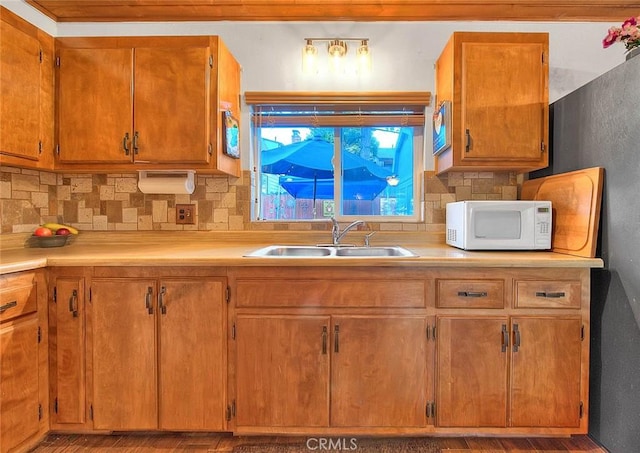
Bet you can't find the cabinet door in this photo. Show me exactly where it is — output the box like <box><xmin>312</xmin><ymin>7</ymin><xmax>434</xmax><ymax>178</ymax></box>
<box><xmin>235</xmin><ymin>315</ymin><xmax>330</xmax><ymax>428</ymax></box>
<box><xmin>510</xmin><ymin>317</ymin><xmax>582</xmax><ymax>427</ymax></box>
<box><xmin>134</xmin><ymin>46</ymin><xmax>210</xmax><ymax>164</ymax></box>
<box><xmin>436</xmin><ymin>316</ymin><xmax>508</xmax><ymax>427</ymax></box>
<box><xmin>0</xmin><ymin>19</ymin><xmax>41</xmax><ymax>161</ymax></box>
<box><xmin>461</xmin><ymin>41</ymin><xmax>546</xmax><ymax>162</ymax></box>
<box><xmin>57</xmin><ymin>47</ymin><xmax>133</xmax><ymax>163</ymax></box>
<box><xmin>0</xmin><ymin>317</ymin><xmax>40</xmax><ymax>453</ymax></box>
<box><xmin>91</xmin><ymin>279</ymin><xmax>157</xmax><ymax>430</ymax></box>
<box><xmin>331</xmin><ymin>315</ymin><xmax>428</xmax><ymax>427</ymax></box>
<box><xmin>158</xmin><ymin>278</ymin><xmax>225</xmax><ymax>430</ymax></box>
<box><xmin>51</xmin><ymin>277</ymin><xmax>85</xmax><ymax>425</ymax></box>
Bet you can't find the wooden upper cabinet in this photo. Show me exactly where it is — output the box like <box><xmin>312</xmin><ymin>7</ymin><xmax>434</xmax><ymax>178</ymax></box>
<box><xmin>55</xmin><ymin>36</ymin><xmax>241</xmax><ymax>174</ymax></box>
<box><xmin>0</xmin><ymin>7</ymin><xmax>54</xmax><ymax>169</ymax></box>
<box><xmin>57</xmin><ymin>47</ymin><xmax>133</xmax><ymax>164</ymax></box>
<box><xmin>134</xmin><ymin>47</ymin><xmax>210</xmax><ymax>165</ymax></box>
<box><xmin>434</xmin><ymin>32</ymin><xmax>549</xmax><ymax>174</ymax></box>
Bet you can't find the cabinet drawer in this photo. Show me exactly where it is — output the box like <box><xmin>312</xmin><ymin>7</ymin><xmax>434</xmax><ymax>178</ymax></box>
<box><xmin>236</xmin><ymin>279</ymin><xmax>426</xmax><ymax>308</ymax></box>
<box><xmin>515</xmin><ymin>280</ymin><xmax>581</xmax><ymax>308</ymax></box>
<box><xmin>0</xmin><ymin>273</ymin><xmax>38</xmax><ymax>322</ymax></box>
<box><xmin>436</xmin><ymin>279</ymin><xmax>504</xmax><ymax>308</ymax></box>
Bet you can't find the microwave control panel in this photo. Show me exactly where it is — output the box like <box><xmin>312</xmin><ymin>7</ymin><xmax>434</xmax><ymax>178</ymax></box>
<box><xmin>535</xmin><ymin>204</ymin><xmax>552</xmax><ymax>246</ymax></box>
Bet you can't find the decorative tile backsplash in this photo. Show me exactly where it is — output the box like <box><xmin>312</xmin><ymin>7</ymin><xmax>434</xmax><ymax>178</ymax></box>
<box><xmin>0</xmin><ymin>165</ymin><xmax>518</xmax><ymax>234</ymax></box>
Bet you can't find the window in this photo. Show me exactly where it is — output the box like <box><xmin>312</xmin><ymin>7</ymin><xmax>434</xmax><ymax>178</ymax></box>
<box><xmin>247</xmin><ymin>92</ymin><xmax>430</xmax><ymax>222</ymax></box>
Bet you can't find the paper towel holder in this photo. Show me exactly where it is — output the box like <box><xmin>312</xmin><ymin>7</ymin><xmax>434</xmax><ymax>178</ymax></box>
<box><xmin>138</xmin><ymin>170</ymin><xmax>196</xmax><ymax>195</ymax></box>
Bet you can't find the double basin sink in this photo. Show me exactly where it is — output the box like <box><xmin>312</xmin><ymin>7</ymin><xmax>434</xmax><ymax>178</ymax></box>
<box><xmin>245</xmin><ymin>245</ymin><xmax>417</xmax><ymax>258</ymax></box>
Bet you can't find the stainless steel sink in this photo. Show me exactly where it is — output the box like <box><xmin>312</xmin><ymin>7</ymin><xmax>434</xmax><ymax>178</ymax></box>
<box><xmin>246</xmin><ymin>245</ymin><xmax>333</xmax><ymax>257</ymax></box>
<box><xmin>334</xmin><ymin>246</ymin><xmax>416</xmax><ymax>257</ymax></box>
<box><xmin>244</xmin><ymin>245</ymin><xmax>417</xmax><ymax>258</ymax></box>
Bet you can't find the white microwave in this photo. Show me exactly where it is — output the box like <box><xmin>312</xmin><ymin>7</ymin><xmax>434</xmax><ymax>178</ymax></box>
<box><xmin>446</xmin><ymin>200</ymin><xmax>552</xmax><ymax>250</ymax></box>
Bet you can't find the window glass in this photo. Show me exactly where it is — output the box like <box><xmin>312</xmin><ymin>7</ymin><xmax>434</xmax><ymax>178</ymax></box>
<box><xmin>248</xmin><ymin>94</ymin><xmax>427</xmax><ymax>222</ymax></box>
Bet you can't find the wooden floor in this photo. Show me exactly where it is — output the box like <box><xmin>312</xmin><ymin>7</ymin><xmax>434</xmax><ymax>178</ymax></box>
<box><xmin>29</xmin><ymin>433</ymin><xmax>608</xmax><ymax>452</ymax></box>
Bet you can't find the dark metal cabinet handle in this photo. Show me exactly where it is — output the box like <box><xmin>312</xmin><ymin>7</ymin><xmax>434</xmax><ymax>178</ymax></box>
<box><xmin>535</xmin><ymin>291</ymin><xmax>566</xmax><ymax>298</ymax></box>
<box><xmin>122</xmin><ymin>132</ymin><xmax>130</xmax><ymax>155</ymax></box>
<box><xmin>458</xmin><ymin>291</ymin><xmax>488</xmax><ymax>298</ymax></box>
<box><xmin>133</xmin><ymin>131</ymin><xmax>139</xmax><ymax>155</ymax></box>
<box><xmin>69</xmin><ymin>289</ymin><xmax>78</xmax><ymax>317</ymax></box>
<box><xmin>465</xmin><ymin>129</ymin><xmax>471</xmax><ymax>152</ymax></box>
<box><xmin>145</xmin><ymin>287</ymin><xmax>153</xmax><ymax>315</ymax></box>
<box><xmin>0</xmin><ymin>300</ymin><xmax>17</xmax><ymax>313</ymax></box>
<box><xmin>334</xmin><ymin>325</ymin><xmax>340</xmax><ymax>353</ymax></box>
<box><xmin>501</xmin><ymin>324</ymin><xmax>509</xmax><ymax>352</ymax></box>
<box><xmin>159</xmin><ymin>286</ymin><xmax>167</xmax><ymax>315</ymax></box>
<box><xmin>322</xmin><ymin>326</ymin><xmax>328</xmax><ymax>354</ymax></box>
<box><xmin>513</xmin><ymin>324</ymin><xmax>521</xmax><ymax>352</ymax></box>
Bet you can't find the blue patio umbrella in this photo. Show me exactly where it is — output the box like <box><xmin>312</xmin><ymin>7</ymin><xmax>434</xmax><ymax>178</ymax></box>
<box><xmin>262</xmin><ymin>138</ymin><xmax>392</xmax><ymax>209</ymax></box>
<box><xmin>278</xmin><ymin>176</ymin><xmax>389</xmax><ymax>201</ymax></box>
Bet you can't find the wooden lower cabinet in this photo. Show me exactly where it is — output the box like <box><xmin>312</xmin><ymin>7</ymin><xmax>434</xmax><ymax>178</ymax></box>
<box><xmin>90</xmin><ymin>274</ymin><xmax>227</xmax><ymax>431</ymax></box>
<box><xmin>158</xmin><ymin>278</ymin><xmax>226</xmax><ymax>431</ymax></box>
<box><xmin>231</xmin><ymin>266</ymin><xmax>589</xmax><ymax>436</ymax></box>
<box><xmin>0</xmin><ymin>270</ymin><xmax>48</xmax><ymax>453</ymax></box>
<box><xmin>330</xmin><ymin>315</ymin><xmax>429</xmax><ymax>428</ymax></box>
<box><xmin>41</xmin><ymin>265</ymin><xmax>589</xmax><ymax>438</ymax></box>
<box><xmin>0</xmin><ymin>318</ymin><xmax>40</xmax><ymax>453</ymax></box>
<box><xmin>49</xmin><ymin>271</ymin><xmax>87</xmax><ymax>428</ymax></box>
<box><xmin>235</xmin><ymin>315</ymin><xmax>330</xmax><ymax>428</ymax></box>
<box><xmin>436</xmin><ymin>315</ymin><xmax>584</xmax><ymax>429</ymax></box>
<box><xmin>436</xmin><ymin>316</ymin><xmax>509</xmax><ymax>427</ymax></box>
<box><xmin>230</xmin><ymin>267</ymin><xmax>433</xmax><ymax>433</ymax></box>
<box><xmin>234</xmin><ymin>314</ymin><xmax>430</xmax><ymax>430</ymax></box>
<box><xmin>509</xmin><ymin>316</ymin><xmax>583</xmax><ymax>427</ymax></box>
<box><xmin>91</xmin><ymin>278</ymin><xmax>158</xmax><ymax>430</ymax></box>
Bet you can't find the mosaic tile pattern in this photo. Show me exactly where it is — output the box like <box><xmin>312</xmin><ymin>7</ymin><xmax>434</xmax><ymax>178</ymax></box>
<box><xmin>0</xmin><ymin>166</ymin><xmax>519</xmax><ymax>234</ymax></box>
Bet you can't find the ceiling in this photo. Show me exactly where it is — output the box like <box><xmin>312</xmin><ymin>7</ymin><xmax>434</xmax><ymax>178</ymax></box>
<box><xmin>25</xmin><ymin>0</ymin><xmax>639</xmax><ymax>22</ymax></box>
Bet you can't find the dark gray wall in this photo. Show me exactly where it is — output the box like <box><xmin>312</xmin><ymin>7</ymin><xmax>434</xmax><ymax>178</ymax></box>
<box><xmin>531</xmin><ymin>55</ymin><xmax>640</xmax><ymax>453</ymax></box>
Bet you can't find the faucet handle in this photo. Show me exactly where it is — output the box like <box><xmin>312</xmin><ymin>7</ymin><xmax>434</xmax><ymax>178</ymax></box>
<box><xmin>364</xmin><ymin>231</ymin><xmax>376</xmax><ymax>247</ymax></box>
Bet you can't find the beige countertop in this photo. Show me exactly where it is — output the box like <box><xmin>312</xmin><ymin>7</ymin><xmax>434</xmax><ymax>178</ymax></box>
<box><xmin>0</xmin><ymin>231</ymin><xmax>604</xmax><ymax>275</ymax></box>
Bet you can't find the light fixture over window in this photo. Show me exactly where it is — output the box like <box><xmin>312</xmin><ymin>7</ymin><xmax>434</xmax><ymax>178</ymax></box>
<box><xmin>302</xmin><ymin>38</ymin><xmax>371</xmax><ymax>74</ymax></box>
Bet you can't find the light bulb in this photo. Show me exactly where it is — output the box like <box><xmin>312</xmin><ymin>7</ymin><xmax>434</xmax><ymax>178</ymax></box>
<box><xmin>356</xmin><ymin>40</ymin><xmax>371</xmax><ymax>74</ymax></box>
<box><xmin>302</xmin><ymin>40</ymin><xmax>318</xmax><ymax>74</ymax></box>
<box><xmin>328</xmin><ymin>40</ymin><xmax>347</xmax><ymax>74</ymax></box>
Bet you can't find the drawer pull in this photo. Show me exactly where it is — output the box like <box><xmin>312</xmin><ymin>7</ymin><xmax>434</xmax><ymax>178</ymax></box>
<box><xmin>69</xmin><ymin>289</ymin><xmax>78</xmax><ymax>317</ymax></box>
<box><xmin>457</xmin><ymin>291</ymin><xmax>488</xmax><ymax>298</ymax></box>
<box><xmin>0</xmin><ymin>300</ymin><xmax>18</xmax><ymax>313</ymax></box>
<box><xmin>535</xmin><ymin>291</ymin><xmax>566</xmax><ymax>298</ymax></box>
<box><xmin>321</xmin><ymin>326</ymin><xmax>328</xmax><ymax>355</ymax></box>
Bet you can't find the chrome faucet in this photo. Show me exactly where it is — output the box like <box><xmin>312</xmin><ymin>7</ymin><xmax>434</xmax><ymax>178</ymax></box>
<box><xmin>330</xmin><ymin>217</ymin><xmax>366</xmax><ymax>246</ymax></box>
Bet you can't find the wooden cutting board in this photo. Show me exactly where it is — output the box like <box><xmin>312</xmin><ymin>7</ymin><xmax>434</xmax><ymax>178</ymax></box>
<box><xmin>521</xmin><ymin>167</ymin><xmax>604</xmax><ymax>258</ymax></box>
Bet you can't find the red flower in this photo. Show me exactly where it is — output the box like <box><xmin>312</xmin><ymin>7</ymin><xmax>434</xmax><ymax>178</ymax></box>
<box><xmin>602</xmin><ymin>27</ymin><xmax>620</xmax><ymax>48</ymax></box>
